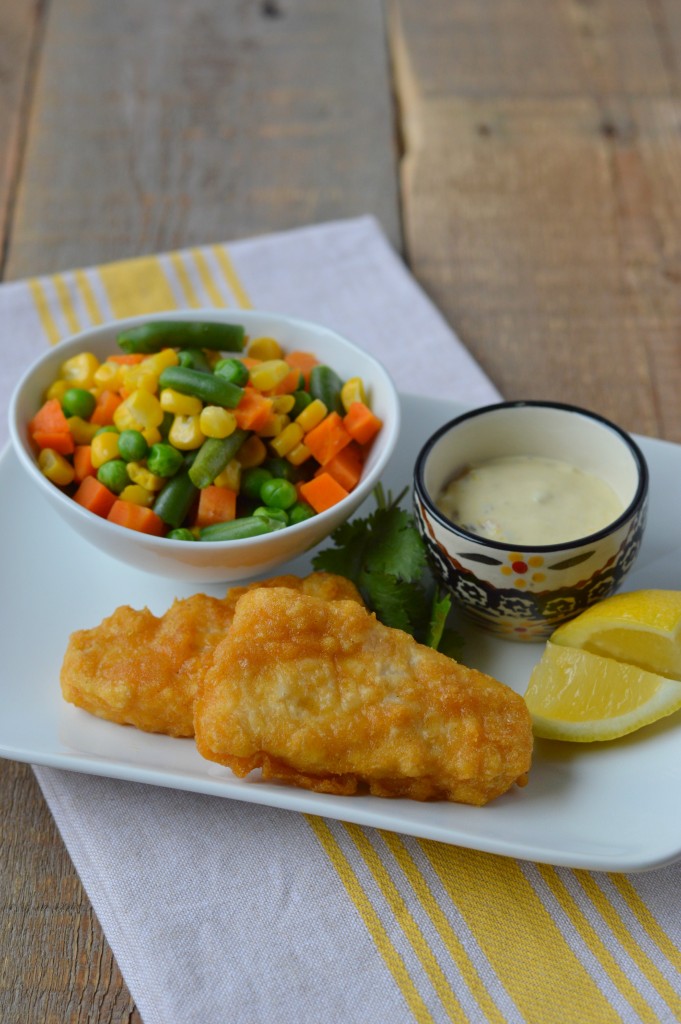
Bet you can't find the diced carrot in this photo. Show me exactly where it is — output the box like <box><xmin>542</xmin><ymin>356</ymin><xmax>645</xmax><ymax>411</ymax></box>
<box><xmin>300</xmin><ymin>472</ymin><xmax>349</xmax><ymax>513</ymax></box>
<box><xmin>90</xmin><ymin>389</ymin><xmax>122</xmax><ymax>426</ymax></box>
<box><xmin>107</xmin><ymin>500</ymin><xmax>165</xmax><ymax>535</ymax></box>
<box><xmin>29</xmin><ymin>397</ymin><xmax>70</xmax><ymax>436</ymax></box>
<box><xmin>72</xmin><ymin>475</ymin><xmax>118</xmax><ymax>518</ymax></box>
<box><xmin>241</xmin><ymin>357</ymin><xmax>262</xmax><ymax>370</ymax></box>
<box><xmin>108</xmin><ymin>353</ymin><xmax>146</xmax><ymax>365</ymax></box>
<box><xmin>284</xmin><ymin>350</ymin><xmax>319</xmax><ymax>386</ymax></box>
<box><xmin>303</xmin><ymin>411</ymin><xmax>352</xmax><ymax>466</ymax></box>
<box><xmin>73</xmin><ymin>444</ymin><xmax>96</xmax><ymax>482</ymax></box>
<box><xmin>343</xmin><ymin>402</ymin><xmax>383</xmax><ymax>445</ymax></box>
<box><xmin>194</xmin><ymin>485</ymin><xmax>237</xmax><ymax>528</ymax></box>
<box><xmin>32</xmin><ymin>429</ymin><xmax>75</xmax><ymax>455</ymax></box>
<box><xmin>270</xmin><ymin>366</ymin><xmax>303</xmax><ymax>393</ymax></box>
<box><xmin>234</xmin><ymin>388</ymin><xmax>274</xmax><ymax>432</ymax></box>
<box><xmin>317</xmin><ymin>441</ymin><xmax>364</xmax><ymax>492</ymax></box>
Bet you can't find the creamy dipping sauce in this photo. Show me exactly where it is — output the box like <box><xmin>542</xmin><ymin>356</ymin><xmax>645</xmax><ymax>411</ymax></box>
<box><xmin>436</xmin><ymin>455</ymin><xmax>624</xmax><ymax>545</ymax></box>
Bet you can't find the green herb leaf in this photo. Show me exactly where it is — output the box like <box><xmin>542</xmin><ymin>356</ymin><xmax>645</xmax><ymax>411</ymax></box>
<box><xmin>312</xmin><ymin>486</ymin><xmax>463</xmax><ymax>655</ymax></box>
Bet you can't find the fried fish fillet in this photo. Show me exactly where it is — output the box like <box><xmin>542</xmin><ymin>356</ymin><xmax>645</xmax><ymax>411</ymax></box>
<box><xmin>60</xmin><ymin>573</ymin><xmax>363</xmax><ymax>737</ymax></box>
<box><xmin>194</xmin><ymin>588</ymin><xmax>533</xmax><ymax>805</ymax></box>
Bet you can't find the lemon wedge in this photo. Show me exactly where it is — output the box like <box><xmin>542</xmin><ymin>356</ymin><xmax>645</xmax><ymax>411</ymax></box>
<box><xmin>550</xmin><ymin>589</ymin><xmax>681</xmax><ymax>679</ymax></box>
<box><xmin>525</xmin><ymin>642</ymin><xmax>681</xmax><ymax>741</ymax></box>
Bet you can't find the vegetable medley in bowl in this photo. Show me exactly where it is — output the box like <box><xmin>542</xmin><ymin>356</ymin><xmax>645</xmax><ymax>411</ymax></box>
<box><xmin>9</xmin><ymin>310</ymin><xmax>400</xmax><ymax>582</ymax></box>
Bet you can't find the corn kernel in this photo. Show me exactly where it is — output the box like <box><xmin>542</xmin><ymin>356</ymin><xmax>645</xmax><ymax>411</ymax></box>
<box><xmin>60</xmin><ymin>352</ymin><xmax>100</xmax><ymax>388</ymax></box>
<box><xmin>38</xmin><ymin>448</ymin><xmax>75</xmax><ymax>486</ymax></box>
<box><xmin>199</xmin><ymin>406</ymin><xmax>237</xmax><ymax>439</ymax></box>
<box><xmin>119</xmin><ymin>483</ymin><xmax>155</xmax><ymax>507</ymax></box>
<box><xmin>44</xmin><ymin>379</ymin><xmax>71</xmax><ymax>403</ymax></box>
<box><xmin>160</xmin><ymin>388</ymin><xmax>203</xmax><ymax>416</ymax></box>
<box><xmin>269</xmin><ymin>422</ymin><xmax>304</xmax><ymax>457</ymax></box>
<box><xmin>296</xmin><ymin>398</ymin><xmax>327</xmax><ymax>432</ymax></box>
<box><xmin>141</xmin><ymin>425</ymin><xmax>163</xmax><ymax>446</ymax></box>
<box><xmin>258</xmin><ymin>413</ymin><xmax>289</xmax><ymax>438</ymax></box>
<box><xmin>237</xmin><ymin>435</ymin><xmax>267</xmax><ymax>468</ymax></box>
<box><xmin>114</xmin><ymin>389</ymin><xmax>164</xmax><ymax>432</ymax></box>
<box><xmin>127</xmin><ymin>461</ymin><xmax>165</xmax><ymax>491</ymax></box>
<box><xmin>142</xmin><ymin>348</ymin><xmax>179</xmax><ymax>375</ymax></box>
<box><xmin>272</xmin><ymin>394</ymin><xmax>295</xmax><ymax>414</ymax></box>
<box><xmin>93</xmin><ymin>361</ymin><xmax>124</xmax><ymax>392</ymax></box>
<box><xmin>214</xmin><ymin>459</ymin><xmax>241</xmax><ymax>490</ymax></box>
<box><xmin>247</xmin><ymin>336</ymin><xmax>283</xmax><ymax>360</ymax></box>
<box><xmin>122</xmin><ymin>364</ymin><xmax>159</xmax><ymax>393</ymax></box>
<box><xmin>249</xmin><ymin>359</ymin><xmax>290</xmax><ymax>392</ymax></box>
<box><xmin>67</xmin><ymin>415</ymin><xmax>100</xmax><ymax>444</ymax></box>
<box><xmin>286</xmin><ymin>442</ymin><xmax>313</xmax><ymax>466</ymax></box>
<box><xmin>169</xmin><ymin>414</ymin><xmax>205</xmax><ymax>450</ymax></box>
<box><xmin>91</xmin><ymin>431</ymin><xmax>120</xmax><ymax>467</ymax></box>
<box><xmin>340</xmin><ymin>377</ymin><xmax>367</xmax><ymax>412</ymax></box>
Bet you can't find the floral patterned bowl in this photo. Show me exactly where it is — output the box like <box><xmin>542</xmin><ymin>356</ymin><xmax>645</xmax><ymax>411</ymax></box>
<box><xmin>413</xmin><ymin>401</ymin><xmax>649</xmax><ymax>642</ymax></box>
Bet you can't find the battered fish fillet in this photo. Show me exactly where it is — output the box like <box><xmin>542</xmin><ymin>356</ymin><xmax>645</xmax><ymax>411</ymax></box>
<box><xmin>194</xmin><ymin>588</ymin><xmax>533</xmax><ymax>805</ymax></box>
<box><xmin>60</xmin><ymin>573</ymin><xmax>363</xmax><ymax>737</ymax></box>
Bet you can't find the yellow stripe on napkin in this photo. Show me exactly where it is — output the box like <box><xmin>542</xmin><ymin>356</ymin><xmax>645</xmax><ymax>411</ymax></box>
<box><xmin>310</xmin><ymin>818</ymin><xmax>435</xmax><ymax>1024</ymax></box>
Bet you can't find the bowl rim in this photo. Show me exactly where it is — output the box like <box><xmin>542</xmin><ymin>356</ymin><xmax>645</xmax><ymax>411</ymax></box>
<box><xmin>9</xmin><ymin>308</ymin><xmax>400</xmax><ymax>555</ymax></box>
<box><xmin>413</xmin><ymin>399</ymin><xmax>649</xmax><ymax>554</ymax></box>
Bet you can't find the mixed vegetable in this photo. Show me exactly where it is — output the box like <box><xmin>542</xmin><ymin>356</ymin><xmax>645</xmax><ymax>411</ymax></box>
<box><xmin>28</xmin><ymin>321</ymin><xmax>383</xmax><ymax>540</ymax></box>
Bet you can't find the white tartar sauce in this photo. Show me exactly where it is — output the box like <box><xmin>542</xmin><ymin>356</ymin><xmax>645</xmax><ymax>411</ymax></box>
<box><xmin>436</xmin><ymin>455</ymin><xmax>623</xmax><ymax>545</ymax></box>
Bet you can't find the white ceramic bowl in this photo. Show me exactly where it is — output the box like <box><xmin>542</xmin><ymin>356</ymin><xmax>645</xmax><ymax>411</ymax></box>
<box><xmin>9</xmin><ymin>310</ymin><xmax>400</xmax><ymax>582</ymax></box>
<box><xmin>413</xmin><ymin>401</ymin><xmax>648</xmax><ymax>641</ymax></box>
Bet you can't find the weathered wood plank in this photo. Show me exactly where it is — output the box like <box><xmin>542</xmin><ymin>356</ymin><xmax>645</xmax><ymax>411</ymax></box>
<box><xmin>0</xmin><ymin>0</ymin><xmax>42</xmax><ymax>268</ymax></box>
<box><xmin>391</xmin><ymin>0</ymin><xmax>681</xmax><ymax>441</ymax></box>
<box><xmin>5</xmin><ymin>0</ymin><xmax>400</xmax><ymax>278</ymax></box>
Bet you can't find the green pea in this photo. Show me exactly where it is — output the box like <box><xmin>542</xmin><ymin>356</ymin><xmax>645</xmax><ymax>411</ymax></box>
<box><xmin>241</xmin><ymin>466</ymin><xmax>273</xmax><ymax>501</ymax></box>
<box><xmin>62</xmin><ymin>387</ymin><xmax>96</xmax><ymax>419</ymax></box>
<box><xmin>166</xmin><ymin>527</ymin><xmax>196</xmax><ymax>541</ymax></box>
<box><xmin>147</xmin><ymin>442</ymin><xmax>184</xmax><ymax>478</ymax></box>
<box><xmin>253</xmin><ymin>506</ymin><xmax>289</xmax><ymax>524</ymax></box>
<box><xmin>93</xmin><ymin>424</ymin><xmax>119</xmax><ymax>436</ymax></box>
<box><xmin>97</xmin><ymin>459</ymin><xmax>130</xmax><ymax>494</ymax></box>
<box><xmin>117</xmin><ymin>429</ymin><xmax>149</xmax><ymax>462</ymax></box>
<box><xmin>259</xmin><ymin>477</ymin><xmax>297</xmax><ymax>510</ymax></box>
<box><xmin>214</xmin><ymin>357</ymin><xmax>250</xmax><ymax>387</ymax></box>
<box><xmin>262</xmin><ymin>457</ymin><xmax>296</xmax><ymax>482</ymax></box>
<box><xmin>288</xmin><ymin>501</ymin><xmax>316</xmax><ymax>525</ymax></box>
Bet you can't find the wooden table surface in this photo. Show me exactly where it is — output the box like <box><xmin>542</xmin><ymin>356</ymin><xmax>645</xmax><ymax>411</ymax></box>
<box><xmin>2</xmin><ymin>0</ymin><xmax>680</xmax><ymax>1019</ymax></box>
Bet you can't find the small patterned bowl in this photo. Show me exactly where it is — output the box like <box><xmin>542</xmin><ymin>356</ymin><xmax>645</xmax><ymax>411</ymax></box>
<box><xmin>413</xmin><ymin>401</ymin><xmax>649</xmax><ymax>642</ymax></box>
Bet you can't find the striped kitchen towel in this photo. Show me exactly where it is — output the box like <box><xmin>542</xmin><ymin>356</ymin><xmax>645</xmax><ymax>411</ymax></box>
<box><xmin>2</xmin><ymin>216</ymin><xmax>681</xmax><ymax>1024</ymax></box>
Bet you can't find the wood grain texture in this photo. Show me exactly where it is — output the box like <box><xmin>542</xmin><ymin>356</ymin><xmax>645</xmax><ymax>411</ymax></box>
<box><xmin>391</xmin><ymin>0</ymin><xmax>681</xmax><ymax>441</ymax></box>
<box><xmin>5</xmin><ymin>0</ymin><xmax>400</xmax><ymax>278</ymax></box>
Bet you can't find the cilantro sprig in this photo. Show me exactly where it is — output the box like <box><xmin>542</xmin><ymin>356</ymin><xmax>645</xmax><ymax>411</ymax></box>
<box><xmin>312</xmin><ymin>484</ymin><xmax>462</xmax><ymax>655</ymax></box>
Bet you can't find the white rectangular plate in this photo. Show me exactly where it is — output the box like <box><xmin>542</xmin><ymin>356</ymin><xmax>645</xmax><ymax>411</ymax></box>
<box><xmin>3</xmin><ymin>394</ymin><xmax>681</xmax><ymax>872</ymax></box>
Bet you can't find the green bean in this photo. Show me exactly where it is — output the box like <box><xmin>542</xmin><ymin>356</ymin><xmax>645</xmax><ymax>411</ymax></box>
<box><xmin>158</xmin><ymin>366</ymin><xmax>244</xmax><ymax>408</ymax></box>
<box><xmin>198</xmin><ymin>515</ymin><xmax>286</xmax><ymax>542</ymax></box>
<box><xmin>153</xmin><ymin>467</ymin><xmax>199</xmax><ymax>527</ymax></box>
<box><xmin>253</xmin><ymin>506</ymin><xmax>289</xmax><ymax>524</ymax></box>
<box><xmin>214</xmin><ymin>358</ymin><xmax>250</xmax><ymax>387</ymax></box>
<box><xmin>188</xmin><ymin>429</ymin><xmax>250</xmax><ymax>489</ymax></box>
<box><xmin>117</xmin><ymin>320</ymin><xmax>245</xmax><ymax>354</ymax></box>
<box><xmin>166</xmin><ymin>528</ymin><xmax>196</xmax><ymax>542</ymax></box>
<box><xmin>177</xmin><ymin>348</ymin><xmax>213</xmax><ymax>373</ymax></box>
<box><xmin>309</xmin><ymin>364</ymin><xmax>344</xmax><ymax>414</ymax></box>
